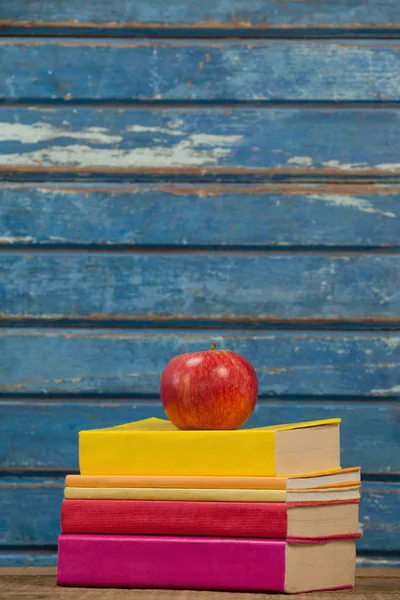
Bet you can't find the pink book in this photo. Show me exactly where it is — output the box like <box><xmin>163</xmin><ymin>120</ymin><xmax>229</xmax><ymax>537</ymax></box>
<box><xmin>57</xmin><ymin>534</ymin><xmax>357</xmax><ymax>593</ymax></box>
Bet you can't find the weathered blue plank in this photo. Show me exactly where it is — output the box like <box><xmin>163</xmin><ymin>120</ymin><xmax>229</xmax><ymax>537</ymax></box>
<box><xmin>0</xmin><ymin>478</ymin><xmax>62</xmax><ymax>547</ymax></box>
<box><xmin>1</xmin><ymin>400</ymin><xmax>398</xmax><ymax>473</ymax></box>
<box><xmin>356</xmin><ymin>556</ymin><xmax>400</xmax><ymax>568</ymax></box>
<box><xmin>1</xmin><ymin>477</ymin><xmax>397</xmax><ymax>551</ymax></box>
<box><xmin>1</xmin><ymin>552</ymin><xmax>397</xmax><ymax>568</ymax></box>
<box><xmin>1</xmin><ymin>253</ymin><xmax>400</xmax><ymax>322</ymax></box>
<box><xmin>0</xmin><ymin>552</ymin><xmax>58</xmax><ymax>567</ymax></box>
<box><xmin>1</xmin><ymin>1</ymin><xmax>399</xmax><ymax>30</ymax></box>
<box><xmin>2</xmin><ymin>40</ymin><xmax>400</xmax><ymax>101</ymax></box>
<box><xmin>360</xmin><ymin>483</ymin><xmax>400</xmax><ymax>551</ymax></box>
<box><xmin>0</xmin><ymin>330</ymin><xmax>399</xmax><ymax>397</ymax></box>
<box><xmin>1</xmin><ymin>107</ymin><xmax>400</xmax><ymax>176</ymax></box>
<box><xmin>1</xmin><ymin>183</ymin><xmax>399</xmax><ymax>248</ymax></box>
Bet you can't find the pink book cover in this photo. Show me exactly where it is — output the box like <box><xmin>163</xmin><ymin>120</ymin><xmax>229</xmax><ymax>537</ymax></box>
<box><xmin>57</xmin><ymin>534</ymin><xmax>356</xmax><ymax>593</ymax></box>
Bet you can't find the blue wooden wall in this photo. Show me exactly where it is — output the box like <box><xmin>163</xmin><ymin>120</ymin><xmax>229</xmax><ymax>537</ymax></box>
<box><xmin>1</xmin><ymin>1</ymin><xmax>400</xmax><ymax>568</ymax></box>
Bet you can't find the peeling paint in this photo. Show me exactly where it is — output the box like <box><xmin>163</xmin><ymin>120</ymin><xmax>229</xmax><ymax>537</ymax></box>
<box><xmin>189</xmin><ymin>134</ymin><xmax>242</xmax><ymax>146</ymax></box>
<box><xmin>0</xmin><ymin>235</ymin><xmax>34</xmax><ymax>243</ymax></box>
<box><xmin>0</xmin><ymin>122</ymin><xmax>122</xmax><ymax>144</ymax></box>
<box><xmin>322</xmin><ymin>160</ymin><xmax>368</xmax><ymax>171</ymax></box>
<box><xmin>126</xmin><ymin>125</ymin><xmax>183</xmax><ymax>136</ymax></box>
<box><xmin>309</xmin><ymin>194</ymin><xmax>396</xmax><ymax>218</ymax></box>
<box><xmin>0</xmin><ymin>134</ymin><xmax>242</xmax><ymax>168</ymax></box>
<box><xmin>376</xmin><ymin>163</ymin><xmax>400</xmax><ymax>173</ymax></box>
<box><xmin>383</xmin><ymin>337</ymin><xmax>400</xmax><ymax>350</ymax></box>
<box><xmin>322</xmin><ymin>159</ymin><xmax>400</xmax><ymax>173</ymax></box>
<box><xmin>287</xmin><ymin>156</ymin><xmax>313</xmax><ymax>167</ymax></box>
<box><xmin>371</xmin><ymin>385</ymin><xmax>400</xmax><ymax>395</ymax></box>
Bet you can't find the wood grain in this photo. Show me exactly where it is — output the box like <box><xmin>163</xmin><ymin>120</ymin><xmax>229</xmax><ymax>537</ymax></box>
<box><xmin>1</xmin><ymin>558</ymin><xmax>400</xmax><ymax>569</ymax></box>
<box><xmin>0</xmin><ymin>477</ymin><xmax>397</xmax><ymax>551</ymax></box>
<box><xmin>2</xmin><ymin>40</ymin><xmax>400</xmax><ymax>101</ymax></box>
<box><xmin>2</xmin><ymin>574</ymin><xmax>400</xmax><ymax>599</ymax></box>
<box><xmin>2</xmin><ymin>252</ymin><xmax>400</xmax><ymax>323</ymax></box>
<box><xmin>1</xmin><ymin>400</ymin><xmax>398</xmax><ymax>472</ymax></box>
<box><xmin>14</xmin><ymin>572</ymin><xmax>390</xmax><ymax>600</ymax></box>
<box><xmin>2</xmin><ymin>107</ymin><xmax>400</xmax><ymax>176</ymax></box>
<box><xmin>1</xmin><ymin>330</ymin><xmax>400</xmax><ymax>397</ymax></box>
<box><xmin>1</xmin><ymin>1</ymin><xmax>400</xmax><ymax>31</ymax></box>
<box><xmin>1</xmin><ymin>183</ymin><xmax>399</xmax><ymax>248</ymax></box>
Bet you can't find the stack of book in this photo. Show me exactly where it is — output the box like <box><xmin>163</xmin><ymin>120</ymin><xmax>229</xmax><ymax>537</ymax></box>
<box><xmin>57</xmin><ymin>417</ymin><xmax>361</xmax><ymax>593</ymax></box>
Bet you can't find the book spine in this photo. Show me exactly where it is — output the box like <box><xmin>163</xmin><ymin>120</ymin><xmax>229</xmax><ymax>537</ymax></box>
<box><xmin>79</xmin><ymin>429</ymin><xmax>276</xmax><ymax>476</ymax></box>
<box><xmin>65</xmin><ymin>474</ymin><xmax>288</xmax><ymax>490</ymax></box>
<box><xmin>57</xmin><ymin>534</ymin><xmax>286</xmax><ymax>591</ymax></box>
<box><xmin>64</xmin><ymin>486</ymin><xmax>286</xmax><ymax>502</ymax></box>
<box><xmin>61</xmin><ymin>499</ymin><xmax>288</xmax><ymax>538</ymax></box>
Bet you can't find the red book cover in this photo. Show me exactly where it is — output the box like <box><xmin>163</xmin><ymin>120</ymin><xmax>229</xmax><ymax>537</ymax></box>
<box><xmin>62</xmin><ymin>499</ymin><xmax>287</xmax><ymax>538</ymax></box>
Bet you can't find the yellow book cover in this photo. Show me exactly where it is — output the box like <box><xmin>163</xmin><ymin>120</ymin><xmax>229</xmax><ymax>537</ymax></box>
<box><xmin>64</xmin><ymin>487</ymin><xmax>286</xmax><ymax>502</ymax></box>
<box><xmin>64</xmin><ymin>484</ymin><xmax>360</xmax><ymax>503</ymax></box>
<box><xmin>66</xmin><ymin>467</ymin><xmax>360</xmax><ymax>490</ymax></box>
<box><xmin>79</xmin><ymin>417</ymin><xmax>341</xmax><ymax>477</ymax></box>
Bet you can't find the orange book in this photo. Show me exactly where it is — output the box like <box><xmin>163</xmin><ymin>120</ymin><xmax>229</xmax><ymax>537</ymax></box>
<box><xmin>66</xmin><ymin>467</ymin><xmax>360</xmax><ymax>491</ymax></box>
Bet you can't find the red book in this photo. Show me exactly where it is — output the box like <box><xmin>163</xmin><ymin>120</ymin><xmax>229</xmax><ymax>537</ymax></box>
<box><xmin>61</xmin><ymin>498</ymin><xmax>359</xmax><ymax>540</ymax></box>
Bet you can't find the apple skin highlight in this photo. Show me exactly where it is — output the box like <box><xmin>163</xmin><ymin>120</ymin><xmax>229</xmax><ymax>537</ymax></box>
<box><xmin>160</xmin><ymin>345</ymin><xmax>258</xmax><ymax>430</ymax></box>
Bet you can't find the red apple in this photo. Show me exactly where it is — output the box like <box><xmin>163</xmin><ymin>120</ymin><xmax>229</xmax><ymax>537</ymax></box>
<box><xmin>160</xmin><ymin>343</ymin><xmax>258</xmax><ymax>430</ymax></box>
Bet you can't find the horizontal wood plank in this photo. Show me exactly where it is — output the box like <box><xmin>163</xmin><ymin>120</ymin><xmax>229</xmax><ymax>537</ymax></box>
<box><xmin>1</xmin><ymin>558</ymin><xmax>399</xmax><ymax>570</ymax></box>
<box><xmin>0</xmin><ymin>555</ymin><xmax>58</xmax><ymax>568</ymax></box>
<box><xmin>1</xmin><ymin>183</ymin><xmax>399</xmax><ymax>248</ymax></box>
<box><xmin>1</xmin><ymin>107</ymin><xmax>400</xmax><ymax>176</ymax></box>
<box><xmin>2</xmin><ymin>40</ymin><xmax>400</xmax><ymax>101</ymax></box>
<box><xmin>1</xmin><ymin>1</ymin><xmax>399</xmax><ymax>31</ymax></box>
<box><xmin>0</xmin><ymin>330</ymin><xmax>399</xmax><ymax>397</ymax></box>
<box><xmin>1</xmin><ymin>400</ymin><xmax>398</xmax><ymax>472</ymax></box>
<box><xmin>0</xmin><ymin>477</ymin><xmax>397</xmax><ymax>551</ymax></box>
<box><xmin>1</xmin><ymin>253</ymin><xmax>400</xmax><ymax>323</ymax></box>
<box><xmin>2</xmin><ymin>574</ymin><xmax>400</xmax><ymax>598</ymax></box>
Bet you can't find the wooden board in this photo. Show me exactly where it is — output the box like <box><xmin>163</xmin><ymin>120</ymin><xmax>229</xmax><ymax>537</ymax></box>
<box><xmin>1</xmin><ymin>1</ymin><xmax>400</xmax><ymax>31</ymax></box>
<box><xmin>0</xmin><ymin>477</ymin><xmax>397</xmax><ymax>551</ymax></box>
<box><xmin>1</xmin><ymin>107</ymin><xmax>400</xmax><ymax>177</ymax></box>
<box><xmin>1</xmin><ymin>400</ymin><xmax>398</xmax><ymax>473</ymax></box>
<box><xmin>2</xmin><ymin>0</ymin><xmax>399</xmax><ymax>574</ymax></box>
<box><xmin>2</xmin><ymin>253</ymin><xmax>400</xmax><ymax>323</ymax></box>
<box><xmin>2</xmin><ymin>558</ymin><xmax>399</xmax><ymax>570</ymax></box>
<box><xmin>0</xmin><ymin>330</ymin><xmax>399</xmax><ymax>397</ymax></box>
<box><xmin>2</xmin><ymin>40</ymin><xmax>400</xmax><ymax>101</ymax></box>
<box><xmin>1</xmin><ymin>573</ymin><xmax>400</xmax><ymax>598</ymax></box>
<box><xmin>2</xmin><ymin>183</ymin><xmax>399</xmax><ymax>248</ymax></box>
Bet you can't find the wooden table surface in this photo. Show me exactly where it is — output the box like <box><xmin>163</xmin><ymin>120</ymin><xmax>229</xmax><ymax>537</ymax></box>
<box><xmin>0</xmin><ymin>569</ymin><xmax>399</xmax><ymax>600</ymax></box>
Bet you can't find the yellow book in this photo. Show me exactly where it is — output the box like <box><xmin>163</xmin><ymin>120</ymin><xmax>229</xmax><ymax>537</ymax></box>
<box><xmin>79</xmin><ymin>417</ymin><xmax>341</xmax><ymax>477</ymax></box>
<box><xmin>66</xmin><ymin>467</ymin><xmax>360</xmax><ymax>490</ymax></box>
<box><xmin>64</xmin><ymin>484</ymin><xmax>360</xmax><ymax>503</ymax></box>
<box><xmin>64</xmin><ymin>487</ymin><xmax>286</xmax><ymax>502</ymax></box>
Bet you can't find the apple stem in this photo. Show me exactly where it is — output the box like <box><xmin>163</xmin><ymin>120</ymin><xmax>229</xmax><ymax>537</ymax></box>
<box><xmin>209</xmin><ymin>342</ymin><xmax>217</xmax><ymax>351</ymax></box>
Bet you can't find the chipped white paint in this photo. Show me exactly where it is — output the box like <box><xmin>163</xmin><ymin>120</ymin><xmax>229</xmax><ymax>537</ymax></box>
<box><xmin>371</xmin><ymin>385</ymin><xmax>400</xmax><ymax>395</ymax></box>
<box><xmin>309</xmin><ymin>194</ymin><xmax>396</xmax><ymax>218</ymax></box>
<box><xmin>0</xmin><ymin>122</ymin><xmax>122</xmax><ymax>144</ymax></box>
<box><xmin>287</xmin><ymin>156</ymin><xmax>313</xmax><ymax>167</ymax></box>
<box><xmin>188</xmin><ymin>134</ymin><xmax>242</xmax><ymax>146</ymax></box>
<box><xmin>322</xmin><ymin>159</ymin><xmax>400</xmax><ymax>173</ymax></box>
<box><xmin>0</xmin><ymin>235</ymin><xmax>33</xmax><ymax>243</ymax></box>
<box><xmin>0</xmin><ymin>136</ymin><xmax>240</xmax><ymax>168</ymax></box>
<box><xmin>322</xmin><ymin>160</ymin><xmax>368</xmax><ymax>170</ymax></box>
<box><xmin>126</xmin><ymin>125</ymin><xmax>183</xmax><ymax>136</ymax></box>
<box><xmin>35</xmin><ymin>187</ymin><xmax>72</xmax><ymax>196</ymax></box>
<box><xmin>383</xmin><ymin>337</ymin><xmax>400</xmax><ymax>350</ymax></box>
<box><xmin>376</xmin><ymin>163</ymin><xmax>400</xmax><ymax>173</ymax></box>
